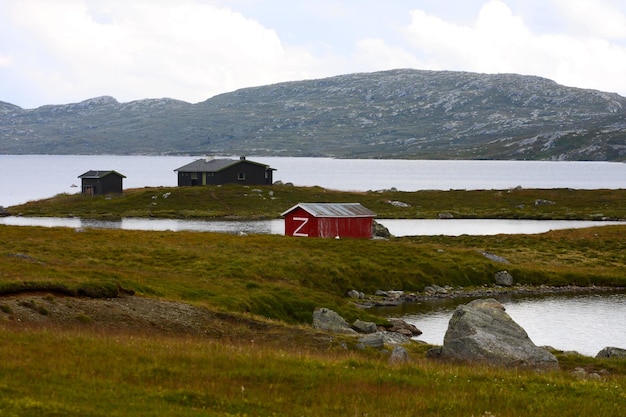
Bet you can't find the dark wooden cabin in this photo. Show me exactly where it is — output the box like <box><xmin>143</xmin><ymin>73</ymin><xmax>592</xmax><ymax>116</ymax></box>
<box><xmin>78</xmin><ymin>170</ymin><xmax>126</xmax><ymax>195</ymax></box>
<box><xmin>281</xmin><ymin>203</ymin><xmax>376</xmax><ymax>239</ymax></box>
<box><xmin>174</xmin><ymin>156</ymin><xmax>275</xmax><ymax>186</ymax></box>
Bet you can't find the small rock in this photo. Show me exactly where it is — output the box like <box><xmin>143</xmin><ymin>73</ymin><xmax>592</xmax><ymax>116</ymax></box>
<box><xmin>438</xmin><ymin>212</ymin><xmax>454</xmax><ymax>219</ymax></box>
<box><xmin>535</xmin><ymin>199</ymin><xmax>555</xmax><ymax>206</ymax></box>
<box><xmin>424</xmin><ymin>285</ymin><xmax>448</xmax><ymax>296</ymax></box>
<box><xmin>481</xmin><ymin>251</ymin><xmax>510</xmax><ymax>264</ymax></box>
<box><xmin>494</xmin><ymin>270</ymin><xmax>514</xmax><ymax>287</ymax></box>
<box><xmin>353</xmin><ymin>319</ymin><xmax>378</xmax><ymax>334</ymax></box>
<box><xmin>596</xmin><ymin>346</ymin><xmax>626</xmax><ymax>359</ymax></box>
<box><xmin>389</xmin><ymin>346</ymin><xmax>410</xmax><ymax>365</ymax></box>
<box><xmin>388</xmin><ymin>319</ymin><xmax>422</xmax><ymax>336</ymax></box>
<box><xmin>357</xmin><ymin>332</ymin><xmax>385</xmax><ymax>349</ymax></box>
<box><xmin>346</xmin><ymin>290</ymin><xmax>361</xmax><ymax>299</ymax></box>
<box><xmin>386</xmin><ymin>200</ymin><xmax>411</xmax><ymax>207</ymax></box>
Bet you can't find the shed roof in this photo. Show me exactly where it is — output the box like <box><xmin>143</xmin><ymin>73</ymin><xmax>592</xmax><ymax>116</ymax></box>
<box><xmin>281</xmin><ymin>203</ymin><xmax>376</xmax><ymax>218</ymax></box>
<box><xmin>78</xmin><ymin>170</ymin><xmax>126</xmax><ymax>179</ymax></box>
<box><xmin>174</xmin><ymin>157</ymin><xmax>274</xmax><ymax>173</ymax></box>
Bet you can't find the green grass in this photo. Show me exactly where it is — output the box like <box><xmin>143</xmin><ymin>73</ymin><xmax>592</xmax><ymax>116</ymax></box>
<box><xmin>7</xmin><ymin>185</ymin><xmax>626</xmax><ymax>220</ymax></box>
<box><xmin>2</xmin><ymin>187</ymin><xmax>626</xmax><ymax>416</ymax></box>
<box><xmin>0</xmin><ymin>326</ymin><xmax>624</xmax><ymax>417</ymax></box>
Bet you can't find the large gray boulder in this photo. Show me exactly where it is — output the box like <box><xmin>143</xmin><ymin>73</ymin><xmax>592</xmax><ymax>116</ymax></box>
<box><xmin>436</xmin><ymin>299</ymin><xmax>559</xmax><ymax>369</ymax></box>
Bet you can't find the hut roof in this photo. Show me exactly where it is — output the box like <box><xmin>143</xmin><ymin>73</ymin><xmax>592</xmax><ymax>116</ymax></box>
<box><xmin>78</xmin><ymin>170</ymin><xmax>126</xmax><ymax>179</ymax></box>
<box><xmin>281</xmin><ymin>203</ymin><xmax>376</xmax><ymax>218</ymax></box>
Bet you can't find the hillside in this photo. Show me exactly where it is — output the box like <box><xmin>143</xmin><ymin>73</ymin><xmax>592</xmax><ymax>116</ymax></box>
<box><xmin>1</xmin><ymin>69</ymin><xmax>625</xmax><ymax>160</ymax></box>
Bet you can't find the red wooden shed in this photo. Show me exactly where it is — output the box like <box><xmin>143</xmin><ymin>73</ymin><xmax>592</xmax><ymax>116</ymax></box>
<box><xmin>281</xmin><ymin>203</ymin><xmax>376</xmax><ymax>239</ymax></box>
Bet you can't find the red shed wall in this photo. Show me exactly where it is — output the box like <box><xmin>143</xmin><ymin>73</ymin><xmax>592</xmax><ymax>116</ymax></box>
<box><xmin>318</xmin><ymin>217</ymin><xmax>373</xmax><ymax>239</ymax></box>
<box><xmin>284</xmin><ymin>208</ymin><xmax>319</xmax><ymax>237</ymax></box>
<box><xmin>284</xmin><ymin>208</ymin><xmax>373</xmax><ymax>238</ymax></box>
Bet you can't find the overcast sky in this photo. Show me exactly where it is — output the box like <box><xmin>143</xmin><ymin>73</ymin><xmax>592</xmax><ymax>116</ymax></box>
<box><xmin>2</xmin><ymin>0</ymin><xmax>626</xmax><ymax>109</ymax></box>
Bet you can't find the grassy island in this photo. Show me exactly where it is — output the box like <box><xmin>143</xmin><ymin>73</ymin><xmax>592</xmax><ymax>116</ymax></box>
<box><xmin>7</xmin><ymin>184</ymin><xmax>626</xmax><ymax>220</ymax></box>
<box><xmin>1</xmin><ymin>185</ymin><xmax>625</xmax><ymax>416</ymax></box>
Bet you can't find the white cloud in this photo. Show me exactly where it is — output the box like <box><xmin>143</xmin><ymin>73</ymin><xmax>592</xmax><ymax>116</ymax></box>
<box><xmin>551</xmin><ymin>0</ymin><xmax>626</xmax><ymax>40</ymax></box>
<box><xmin>401</xmin><ymin>0</ymin><xmax>626</xmax><ymax>95</ymax></box>
<box><xmin>0</xmin><ymin>0</ymin><xmax>323</xmax><ymax>106</ymax></box>
<box><xmin>2</xmin><ymin>0</ymin><xmax>626</xmax><ymax>108</ymax></box>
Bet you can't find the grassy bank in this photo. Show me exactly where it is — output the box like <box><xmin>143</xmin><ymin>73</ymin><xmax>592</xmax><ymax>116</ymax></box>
<box><xmin>7</xmin><ymin>184</ymin><xmax>626</xmax><ymax>220</ymax></box>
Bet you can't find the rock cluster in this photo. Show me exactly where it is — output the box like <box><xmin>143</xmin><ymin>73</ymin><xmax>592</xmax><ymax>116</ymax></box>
<box><xmin>312</xmin><ymin>307</ymin><xmax>422</xmax><ymax>359</ymax></box>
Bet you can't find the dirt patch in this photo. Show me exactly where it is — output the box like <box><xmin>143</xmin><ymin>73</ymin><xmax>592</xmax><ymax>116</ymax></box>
<box><xmin>0</xmin><ymin>293</ymin><xmax>335</xmax><ymax>348</ymax></box>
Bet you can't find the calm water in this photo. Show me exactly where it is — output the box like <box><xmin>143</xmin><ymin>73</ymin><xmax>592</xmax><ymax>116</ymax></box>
<box><xmin>1</xmin><ymin>155</ymin><xmax>625</xmax><ymax>207</ymax></box>
<box><xmin>0</xmin><ymin>216</ymin><xmax>623</xmax><ymax>237</ymax></box>
<box><xmin>376</xmin><ymin>292</ymin><xmax>626</xmax><ymax>357</ymax></box>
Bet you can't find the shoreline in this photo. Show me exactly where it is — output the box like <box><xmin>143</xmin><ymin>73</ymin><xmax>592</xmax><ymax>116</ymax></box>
<box><xmin>361</xmin><ymin>284</ymin><xmax>626</xmax><ymax>308</ymax></box>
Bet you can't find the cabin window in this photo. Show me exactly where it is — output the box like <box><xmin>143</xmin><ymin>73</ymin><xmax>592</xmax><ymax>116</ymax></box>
<box><xmin>191</xmin><ymin>173</ymin><xmax>198</xmax><ymax>180</ymax></box>
<box><xmin>238</xmin><ymin>172</ymin><xmax>246</xmax><ymax>181</ymax></box>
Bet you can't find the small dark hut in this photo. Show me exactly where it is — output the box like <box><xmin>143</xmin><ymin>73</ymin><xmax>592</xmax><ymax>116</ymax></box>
<box><xmin>174</xmin><ymin>156</ymin><xmax>275</xmax><ymax>186</ymax></box>
<box><xmin>78</xmin><ymin>170</ymin><xmax>126</xmax><ymax>196</ymax></box>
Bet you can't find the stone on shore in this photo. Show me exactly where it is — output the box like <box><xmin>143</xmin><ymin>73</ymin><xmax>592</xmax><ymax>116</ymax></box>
<box><xmin>494</xmin><ymin>270</ymin><xmax>514</xmax><ymax>287</ymax></box>
<box><xmin>596</xmin><ymin>346</ymin><xmax>626</xmax><ymax>359</ymax></box>
<box><xmin>433</xmin><ymin>298</ymin><xmax>559</xmax><ymax>369</ymax></box>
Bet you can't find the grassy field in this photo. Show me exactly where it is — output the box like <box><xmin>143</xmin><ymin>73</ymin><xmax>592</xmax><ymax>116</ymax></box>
<box><xmin>1</xmin><ymin>324</ymin><xmax>625</xmax><ymax>417</ymax></box>
<box><xmin>7</xmin><ymin>184</ymin><xmax>626</xmax><ymax>220</ymax></box>
<box><xmin>2</xmin><ymin>186</ymin><xmax>626</xmax><ymax>416</ymax></box>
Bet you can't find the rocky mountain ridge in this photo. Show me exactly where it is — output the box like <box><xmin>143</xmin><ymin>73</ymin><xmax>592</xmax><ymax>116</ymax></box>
<box><xmin>1</xmin><ymin>69</ymin><xmax>625</xmax><ymax>160</ymax></box>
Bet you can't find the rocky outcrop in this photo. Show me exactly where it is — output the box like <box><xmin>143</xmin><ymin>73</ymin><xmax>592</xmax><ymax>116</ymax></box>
<box><xmin>596</xmin><ymin>346</ymin><xmax>626</xmax><ymax>359</ymax></box>
<box><xmin>430</xmin><ymin>298</ymin><xmax>559</xmax><ymax>369</ymax></box>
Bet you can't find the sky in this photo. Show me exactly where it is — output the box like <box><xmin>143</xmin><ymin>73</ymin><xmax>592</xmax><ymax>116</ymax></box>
<box><xmin>1</xmin><ymin>0</ymin><xmax>626</xmax><ymax>109</ymax></box>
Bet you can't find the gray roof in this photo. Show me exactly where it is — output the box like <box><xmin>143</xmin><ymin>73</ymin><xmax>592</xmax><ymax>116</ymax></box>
<box><xmin>174</xmin><ymin>157</ymin><xmax>274</xmax><ymax>172</ymax></box>
<box><xmin>78</xmin><ymin>170</ymin><xmax>126</xmax><ymax>179</ymax></box>
<box><xmin>281</xmin><ymin>203</ymin><xmax>376</xmax><ymax>218</ymax></box>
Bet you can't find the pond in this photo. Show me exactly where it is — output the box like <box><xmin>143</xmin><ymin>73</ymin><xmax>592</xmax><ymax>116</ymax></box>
<box><xmin>372</xmin><ymin>292</ymin><xmax>626</xmax><ymax>357</ymax></box>
<box><xmin>0</xmin><ymin>216</ymin><xmax>622</xmax><ymax>236</ymax></box>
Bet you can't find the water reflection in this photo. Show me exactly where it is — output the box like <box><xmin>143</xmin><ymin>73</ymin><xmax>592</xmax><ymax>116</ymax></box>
<box><xmin>0</xmin><ymin>216</ymin><xmax>285</xmax><ymax>235</ymax></box>
<box><xmin>373</xmin><ymin>292</ymin><xmax>626</xmax><ymax>357</ymax></box>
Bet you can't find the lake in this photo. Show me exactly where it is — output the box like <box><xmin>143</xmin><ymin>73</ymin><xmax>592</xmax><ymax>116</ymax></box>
<box><xmin>373</xmin><ymin>292</ymin><xmax>626</xmax><ymax>357</ymax></box>
<box><xmin>1</xmin><ymin>155</ymin><xmax>625</xmax><ymax>207</ymax></box>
